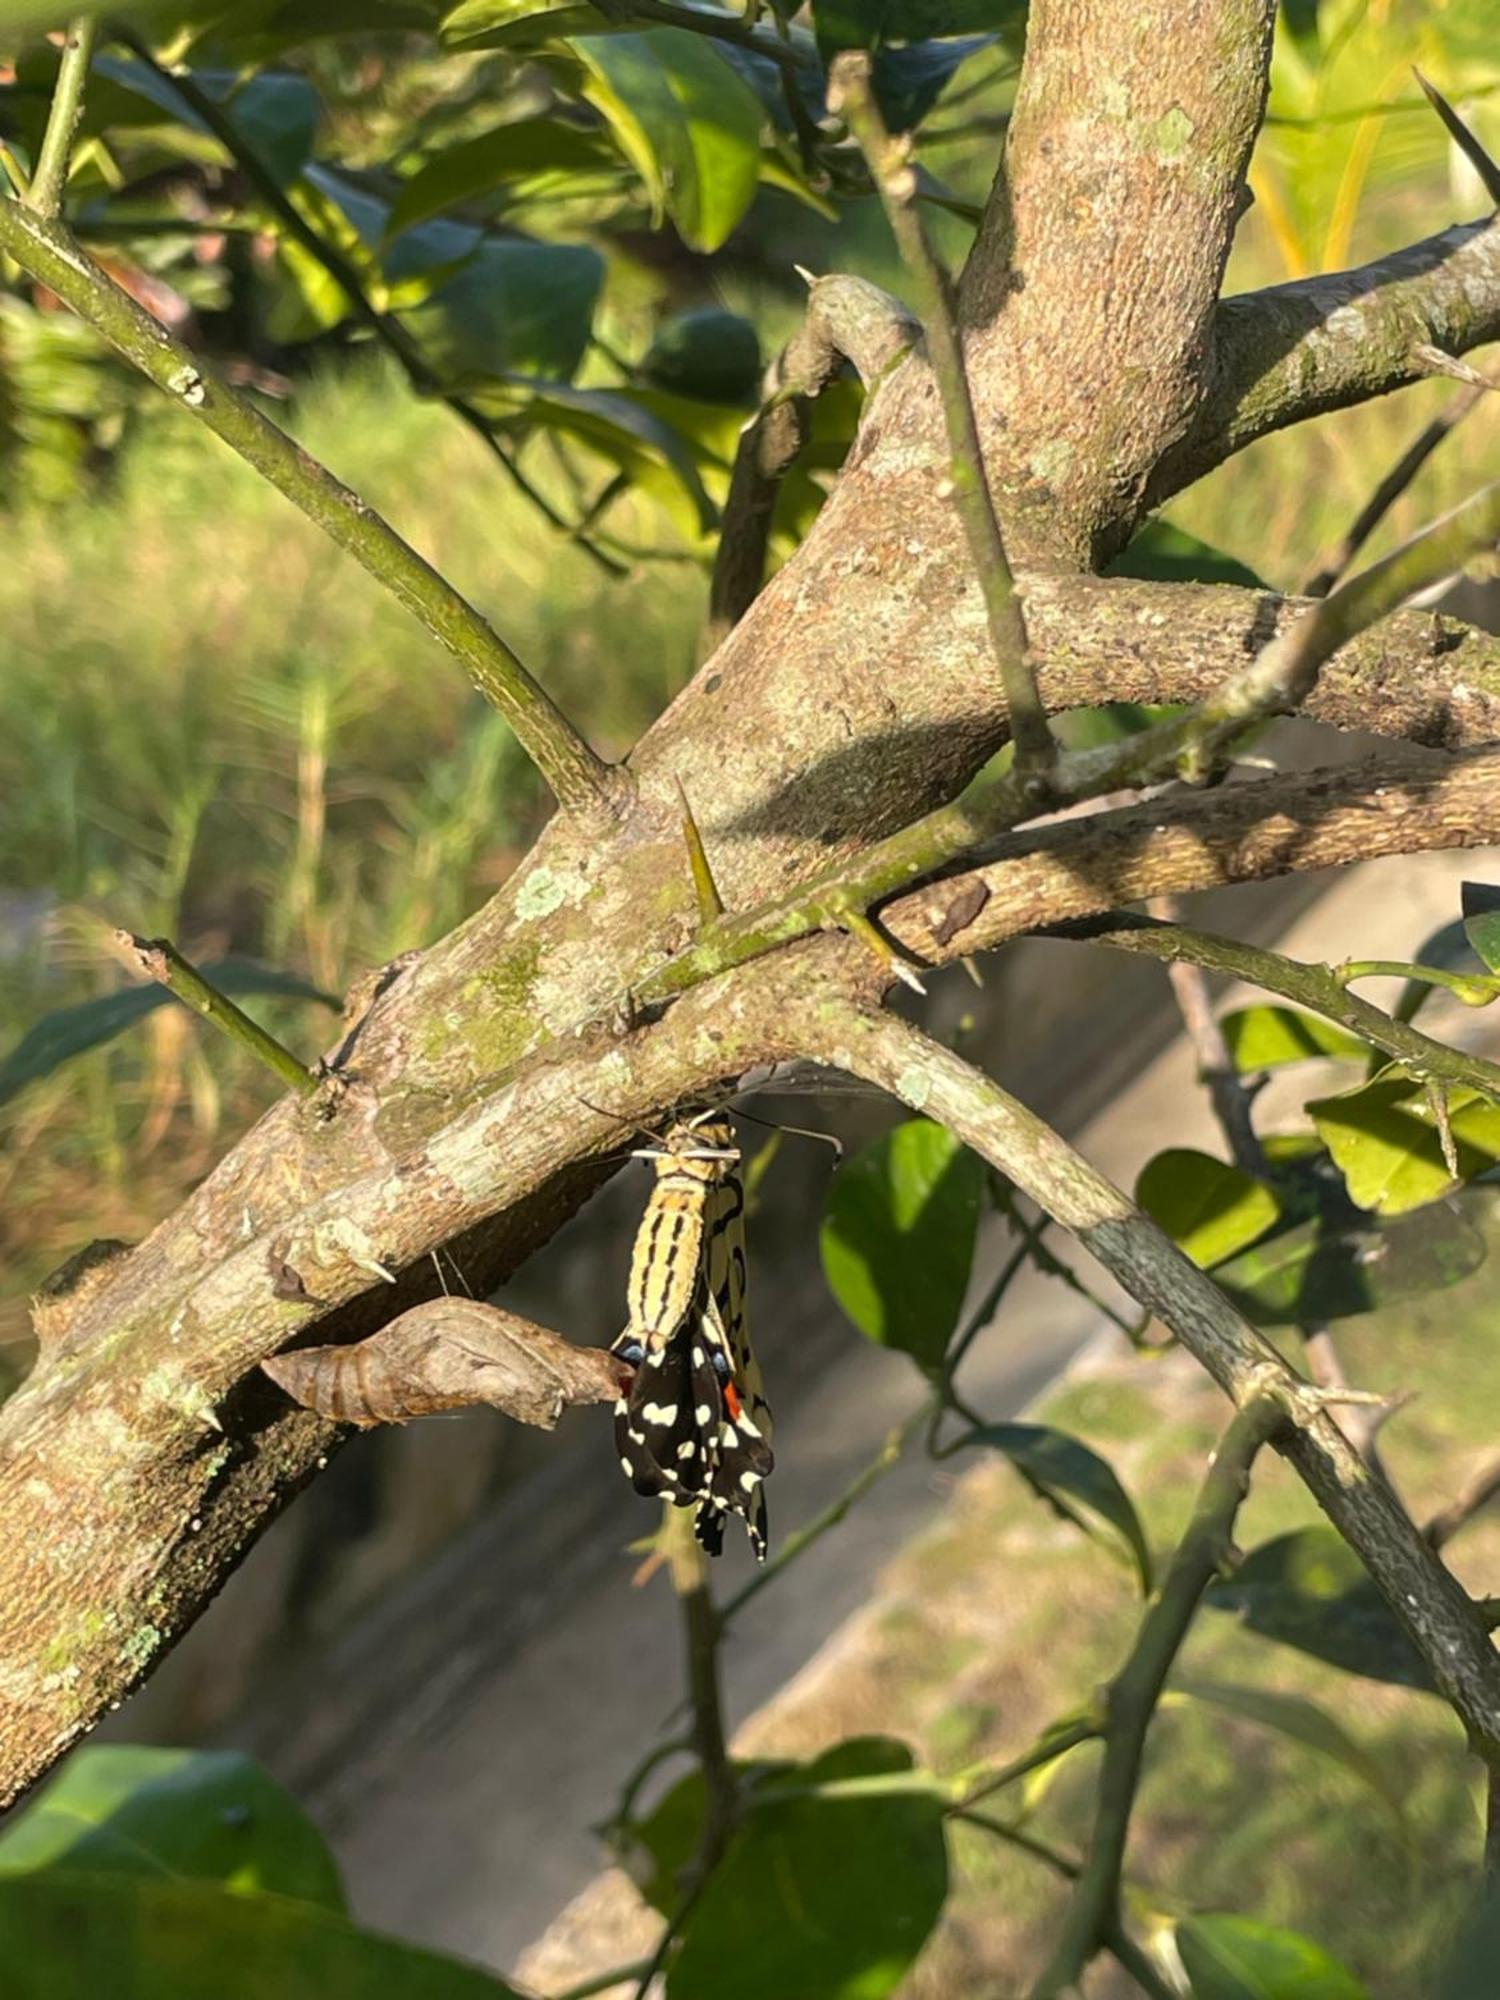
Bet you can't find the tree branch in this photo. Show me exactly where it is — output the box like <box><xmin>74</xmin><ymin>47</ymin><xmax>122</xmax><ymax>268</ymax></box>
<box><xmin>28</xmin><ymin>15</ymin><xmax>96</xmax><ymax>220</ymax></box>
<box><xmin>705</xmin><ymin>273</ymin><xmax>918</xmax><ymax>650</ymax></box>
<box><xmin>1070</xmin><ymin>912</ymin><xmax>1500</xmax><ymax>1100</ymax></box>
<box><xmin>0</xmin><ymin>197</ymin><xmax>623</xmax><ymax>818</ymax></box>
<box><xmin>119</xmin><ymin>932</ymin><xmax>317</xmax><ymax>1098</ymax></box>
<box><xmin>884</xmin><ymin>746</ymin><xmax>1500</xmax><ymax>970</ymax></box>
<box><xmin>830</xmin><ymin>52</ymin><xmax>1055</xmax><ymax>796</ymax></box>
<box><xmin>1034</xmin><ymin>1396</ymin><xmax>1285</xmax><ymax>1997</ymax></box>
<box><xmin>786</xmin><ymin>1000</ymin><xmax>1500</xmax><ymax>1804</ymax></box>
<box><xmin>1152</xmin><ymin>216</ymin><xmax>1500</xmax><ymax>506</ymax></box>
<box><xmin>111</xmin><ymin>28</ymin><xmax>624</xmax><ymax>578</ymax></box>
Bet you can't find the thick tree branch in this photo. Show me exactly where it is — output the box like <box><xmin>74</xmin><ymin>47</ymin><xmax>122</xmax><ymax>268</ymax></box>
<box><xmin>0</xmin><ymin>197</ymin><xmax>622</xmax><ymax>818</ymax></box>
<box><xmin>789</xmin><ymin>1001</ymin><xmax>1500</xmax><ymax>1790</ymax></box>
<box><xmin>1152</xmin><ymin>217</ymin><xmax>1500</xmax><ymax>507</ymax></box>
<box><xmin>705</xmin><ymin>273</ymin><xmax>918</xmax><ymax>649</ymax></box>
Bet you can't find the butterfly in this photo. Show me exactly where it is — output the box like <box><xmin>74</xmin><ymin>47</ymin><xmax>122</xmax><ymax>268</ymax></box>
<box><xmin>609</xmin><ymin>1113</ymin><xmax>773</xmax><ymax>1559</ymax></box>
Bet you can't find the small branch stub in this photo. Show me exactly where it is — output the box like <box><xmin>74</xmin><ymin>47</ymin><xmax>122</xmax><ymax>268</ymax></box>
<box><xmin>118</xmin><ymin>931</ymin><xmax>317</xmax><ymax>1097</ymax></box>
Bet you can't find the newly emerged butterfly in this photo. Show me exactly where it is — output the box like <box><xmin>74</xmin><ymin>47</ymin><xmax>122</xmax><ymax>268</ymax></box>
<box><xmin>609</xmin><ymin>1113</ymin><xmax>773</xmax><ymax>1560</ymax></box>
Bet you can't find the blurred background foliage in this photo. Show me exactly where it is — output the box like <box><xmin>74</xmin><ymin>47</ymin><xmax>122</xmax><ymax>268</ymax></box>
<box><xmin>2</xmin><ymin>0</ymin><xmax>1499</xmax><ymax>1355</ymax></box>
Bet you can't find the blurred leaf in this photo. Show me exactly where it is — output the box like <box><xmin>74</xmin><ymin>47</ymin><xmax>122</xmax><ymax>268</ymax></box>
<box><xmin>1309</xmin><ymin>1073</ymin><xmax>1500</xmax><ymax>1215</ymax></box>
<box><xmin>642</xmin><ymin>308</ymin><xmax>762</xmax><ymax>405</ymax></box>
<box><xmin>1178</xmin><ymin>1913</ymin><xmax>1370</xmax><ymax>1999</ymax></box>
<box><xmin>399</xmin><ymin>238</ymin><xmax>603</xmax><ymax>385</ymax></box>
<box><xmin>872</xmin><ymin>38</ymin><xmax>993</xmax><ymax>130</ymax></box>
<box><xmin>485</xmin><ymin>381</ymin><xmax>718</xmax><ymax>532</ymax></box>
<box><xmin>0</xmin><ymin>1871</ymin><xmax>522</xmax><ymax>1999</ymax></box>
<box><xmin>0</xmin><ymin>1748</ymin><xmax>344</xmax><ymax>1911</ymax></box>
<box><xmin>1212</xmin><ymin>1195</ymin><xmax>1487</xmax><ymax>1327</ymax></box>
<box><xmin>1220</xmin><ymin>1005</ymin><xmax>1368</xmax><ymax>1071</ymax></box>
<box><xmin>813</xmin><ymin>0</ymin><xmax>1021</xmax><ymax>54</ymax></box>
<box><xmin>961</xmin><ymin>1422</ymin><xmax>1152</xmax><ymax>1591</ymax></box>
<box><xmin>820</xmin><ymin>1118</ymin><xmax>983</xmax><ymax>1371</ymax></box>
<box><xmin>442</xmin><ymin>0</ymin><xmax>611</xmax><ymax>46</ymax></box>
<box><xmin>88</xmin><ymin>59</ymin><xmax>321</xmax><ymax>185</ymax></box>
<box><xmin>574</xmin><ymin>29</ymin><xmax>765</xmax><ymax>252</ymax></box>
<box><xmin>1167</xmin><ymin>1675</ymin><xmax>1404</xmax><ymax>1821</ymax></box>
<box><xmin>1439</xmin><ymin>1884</ymin><xmax>1500</xmax><ymax>1999</ymax></box>
<box><xmin>1461</xmin><ymin>880</ymin><xmax>1500</xmax><ymax>974</ymax></box>
<box><xmin>1050</xmin><ymin>700</ymin><xmax>1184</xmax><ymax>751</ymax></box>
<box><xmin>1107</xmin><ymin>520</ymin><xmax>1265</xmax><ymax>588</ymax></box>
<box><xmin>1279</xmin><ymin>0</ymin><xmax>1321</xmax><ymax>58</ymax></box>
<box><xmin>386</xmin><ymin>120</ymin><xmax>620</xmax><ymax>239</ymax></box>
<box><xmin>1136</xmin><ymin>1148</ymin><xmax>1281</xmax><ymax>1268</ymax></box>
<box><xmin>669</xmin><ymin>1739</ymin><xmax>948</xmax><ymax>2000</ymax></box>
<box><xmin>1206</xmin><ymin>1528</ymin><xmax>1435</xmax><ymax>1693</ymax></box>
<box><xmin>0</xmin><ymin>959</ymin><xmax>337</xmax><ymax>1110</ymax></box>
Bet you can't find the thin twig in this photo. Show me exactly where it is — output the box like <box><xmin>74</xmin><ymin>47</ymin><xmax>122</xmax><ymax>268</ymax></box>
<box><xmin>0</xmin><ymin>198</ymin><xmax>623</xmax><ymax>817</ymax></box>
<box><xmin>1033</xmin><ymin>1396</ymin><xmax>1284</xmax><ymax>1996</ymax></box>
<box><xmin>110</xmin><ymin>28</ymin><xmax>625</xmax><ymax>579</ymax></box>
<box><xmin>1150</xmin><ymin>897</ymin><xmax>1266</xmax><ymax>1174</ymax></box>
<box><xmin>117</xmin><ymin>932</ymin><xmax>317</xmax><ymax>1097</ymax></box>
<box><xmin>1079</xmin><ymin>914</ymin><xmax>1500</xmax><ymax>1102</ymax></box>
<box><xmin>28</xmin><ymin>17</ymin><xmax>97</xmax><ymax>220</ymax></box>
<box><xmin>666</xmin><ymin>1510</ymin><xmax>737</xmax><ymax>1873</ymax></box>
<box><xmin>829</xmin><ymin>52</ymin><xmax>1056</xmax><ymax>802</ymax></box>
<box><xmin>787</xmin><ymin>1000</ymin><xmax>1500</xmax><ymax>1811</ymax></box>
<box><xmin>1301</xmin><ymin>376</ymin><xmax>1490</xmax><ymax>596</ymax></box>
<box><xmin>1426</xmin><ymin>1450</ymin><xmax>1500</xmax><ymax>1550</ymax></box>
<box><xmin>955</xmin><ymin>1713</ymin><xmax>1102</xmax><ymax>1813</ymax></box>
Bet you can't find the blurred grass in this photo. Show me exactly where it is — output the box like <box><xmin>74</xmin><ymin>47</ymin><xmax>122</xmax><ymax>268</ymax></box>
<box><xmin>731</xmin><ymin>1244</ymin><xmax>1500</xmax><ymax>2000</ymax></box>
<box><xmin>4</xmin><ymin>0</ymin><xmax>1500</xmax><ymax>1352</ymax></box>
<box><xmin>0</xmin><ymin>362</ymin><xmax>705</xmax><ymax>1342</ymax></box>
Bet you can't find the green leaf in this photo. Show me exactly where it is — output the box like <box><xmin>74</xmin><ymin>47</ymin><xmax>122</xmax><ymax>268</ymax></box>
<box><xmin>872</xmin><ymin>38</ymin><xmax>992</xmax><ymax>131</ymax></box>
<box><xmin>820</xmin><ymin>1118</ymin><xmax>983</xmax><ymax>1371</ymax></box>
<box><xmin>668</xmin><ymin>1739</ymin><xmax>948</xmax><ymax>2000</ymax></box>
<box><xmin>1308</xmin><ymin>1073</ymin><xmax>1500</xmax><ymax>1215</ymax></box>
<box><xmin>1178</xmin><ymin>1914</ymin><xmax>1370</xmax><ymax>1999</ymax></box>
<box><xmin>399</xmin><ymin>238</ymin><xmax>603</xmax><ymax>385</ymax></box>
<box><xmin>88</xmin><ymin>60</ymin><xmax>321</xmax><ymax>185</ymax></box>
<box><xmin>574</xmin><ymin>29</ymin><xmax>765</xmax><ymax>252</ymax></box>
<box><xmin>0</xmin><ymin>959</ymin><xmax>337</xmax><ymax>1111</ymax></box>
<box><xmin>642</xmin><ymin>308</ymin><xmax>762</xmax><ymax>405</ymax></box>
<box><xmin>1211</xmin><ymin>1196</ymin><xmax>1487</xmax><ymax>1327</ymax></box>
<box><xmin>1280</xmin><ymin>0</ymin><xmax>1321</xmax><ymax>57</ymax></box>
<box><xmin>442</xmin><ymin>0</ymin><xmax>611</xmax><ymax>48</ymax></box>
<box><xmin>1461</xmin><ymin>880</ymin><xmax>1500</xmax><ymax>975</ymax></box>
<box><xmin>385</xmin><ymin>120</ymin><xmax>620</xmax><ymax>240</ymax></box>
<box><xmin>0</xmin><ymin>1748</ymin><xmax>344</xmax><ymax>1911</ymax></box>
<box><xmin>961</xmin><ymin>1423</ymin><xmax>1152</xmax><ymax>1592</ymax></box>
<box><xmin>0</xmin><ymin>1872</ymin><xmax>522</xmax><ymax>2000</ymax></box>
<box><xmin>1167</xmin><ymin>1675</ymin><xmax>1404</xmax><ymax>1822</ymax></box>
<box><xmin>1106</xmin><ymin>520</ymin><xmax>1266</xmax><ymax>588</ymax></box>
<box><xmin>1136</xmin><ymin>1148</ymin><xmax>1281</xmax><ymax>1268</ymax></box>
<box><xmin>1206</xmin><ymin>1527</ymin><xmax>1434</xmax><ymax>1692</ymax></box>
<box><xmin>1219</xmin><ymin>1005</ymin><xmax>1369</xmax><ymax>1072</ymax></box>
<box><xmin>482</xmin><ymin>381</ymin><xmax>719</xmax><ymax>533</ymax></box>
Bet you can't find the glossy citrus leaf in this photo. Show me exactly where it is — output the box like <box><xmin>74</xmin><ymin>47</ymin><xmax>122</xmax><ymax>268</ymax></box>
<box><xmin>0</xmin><ymin>1747</ymin><xmax>344</xmax><ymax>1911</ymax></box>
<box><xmin>1136</xmin><ymin>1148</ymin><xmax>1281</xmax><ymax>1268</ymax></box>
<box><xmin>1308</xmin><ymin>1073</ymin><xmax>1500</xmax><ymax>1215</ymax></box>
<box><xmin>574</xmin><ymin>29</ymin><xmax>765</xmax><ymax>252</ymax></box>
<box><xmin>669</xmin><ymin>1739</ymin><xmax>948</xmax><ymax>2000</ymax></box>
<box><xmin>820</xmin><ymin>1118</ymin><xmax>983</xmax><ymax>1371</ymax></box>
<box><xmin>1219</xmin><ymin>1005</ymin><xmax>1368</xmax><ymax>1071</ymax></box>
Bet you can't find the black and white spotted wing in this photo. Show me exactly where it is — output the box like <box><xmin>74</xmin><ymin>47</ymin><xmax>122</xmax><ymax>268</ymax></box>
<box><xmin>608</xmin><ymin>1117</ymin><xmax>774</xmax><ymax>1561</ymax></box>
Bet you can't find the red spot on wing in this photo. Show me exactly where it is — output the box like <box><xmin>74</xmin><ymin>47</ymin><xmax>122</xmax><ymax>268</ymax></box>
<box><xmin>724</xmin><ymin>1382</ymin><xmax>744</xmax><ymax>1420</ymax></box>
